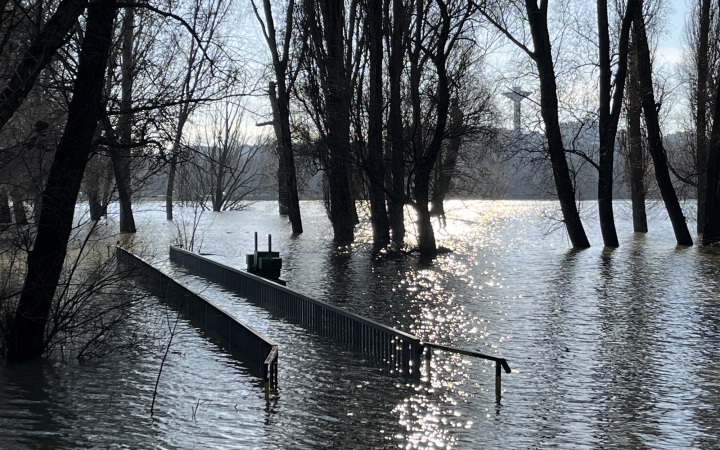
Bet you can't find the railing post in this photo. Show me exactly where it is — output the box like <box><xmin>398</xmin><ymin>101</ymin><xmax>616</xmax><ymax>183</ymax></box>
<box><xmin>264</xmin><ymin>366</ymin><xmax>270</xmax><ymax>400</ymax></box>
<box><xmin>424</xmin><ymin>344</ymin><xmax>432</xmax><ymax>378</ymax></box>
<box><xmin>401</xmin><ymin>340</ymin><xmax>410</xmax><ymax>375</ymax></box>
<box><xmin>495</xmin><ymin>360</ymin><xmax>501</xmax><ymax>401</ymax></box>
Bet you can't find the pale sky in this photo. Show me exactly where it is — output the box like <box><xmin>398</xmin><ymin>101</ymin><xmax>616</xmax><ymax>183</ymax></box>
<box><xmin>657</xmin><ymin>0</ymin><xmax>690</xmax><ymax>66</ymax></box>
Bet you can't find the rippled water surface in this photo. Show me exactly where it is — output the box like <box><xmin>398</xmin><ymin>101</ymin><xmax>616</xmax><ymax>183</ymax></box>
<box><xmin>2</xmin><ymin>200</ymin><xmax>720</xmax><ymax>449</ymax></box>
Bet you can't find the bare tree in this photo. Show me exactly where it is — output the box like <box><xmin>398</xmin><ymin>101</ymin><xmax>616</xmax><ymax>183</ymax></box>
<box><xmin>251</xmin><ymin>0</ymin><xmax>304</xmax><ymax>233</ymax></box>
<box><xmin>184</xmin><ymin>101</ymin><xmax>271</xmax><ymax>212</ymax></box>
<box><xmin>163</xmin><ymin>0</ymin><xmax>238</xmax><ymax>221</ymax></box>
<box><xmin>625</xmin><ymin>43</ymin><xmax>649</xmax><ymax>232</ymax></box>
<box><xmin>301</xmin><ymin>0</ymin><xmax>359</xmax><ymax>244</ymax></box>
<box><xmin>596</xmin><ymin>0</ymin><xmax>637</xmax><ymax>247</ymax></box>
<box><xmin>386</xmin><ymin>0</ymin><xmax>409</xmax><ymax>247</ymax></box>
<box><xmin>632</xmin><ymin>0</ymin><xmax>693</xmax><ymax>245</ymax></box>
<box><xmin>6</xmin><ymin>0</ymin><xmax>117</xmax><ymax>360</ymax></box>
<box><xmin>478</xmin><ymin>0</ymin><xmax>591</xmax><ymax>248</ymax></box>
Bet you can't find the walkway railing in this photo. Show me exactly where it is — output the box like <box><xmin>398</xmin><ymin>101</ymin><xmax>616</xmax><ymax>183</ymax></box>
<box><xmin>116</xmin><ymin>247</ymin><xmax>279</xmax><ymax>397</ymax></box>
<box><xmin>170</xmin><ymin>246</ymin><xmax>424</xmax><ymax>377</ymax></box>
<box><xmin>423</xmin><ymin>343</ymin><xmax>511</xmax><ymax>399</ymax></box>
<box><xmin>169</xmin><ymin>247</ymin><xmax>514</xmax><ymax>396</ymax></box>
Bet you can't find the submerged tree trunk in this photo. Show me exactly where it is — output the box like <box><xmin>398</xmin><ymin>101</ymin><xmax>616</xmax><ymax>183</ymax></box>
<box><xmin>387</xmin><ymin>0</ymin><xmax>406</xmax><ymax>247</ymax></box>
<box><xmin>696</xmin><ymin>0</ymin><xmax>711</xmax><ymax>234</ymax></box>
<box><xmin>701</xmin><ymin>29</ymin><xmax>720</xmax><ymax>243</ymax></box>
<box><xmin>88</xmin><ymin>189</ymin><xmax>104</xmax><ymax>221</ymax></box>
<box><xmin>633</xmin><ymin>3</ymin><xmax>693</xmax><ymax>246</ymax></box>
<box><xmin>626</xmin><ymin>51</ymin><xmax>648</xmax><ymax>232</ymax></box>
<box><xmin>323</xmin><ymin>1</ymin><xmax>354</xmax><ymax>243</ymax></box>
<box><xmin>702</xmin><ymin>82</ymin><xmax>720</xmax><ymax>244</ymax></box>
<box><xmin>113</xmin><ymin>7</ymin><xmax>136</xmax><ymax>233</ymax></box>
<box><xmin>166</xmin><ymin>154</ymin><xmax>177</xmax><ymax>220</ymax></box>
<box><xmin>111</xmin><ymin>151</ymin><xmax>135</xmax><ymax>231</ymax></box>
<box><xmin>526</xmin><ymin>0</ymin><xmax>591</xmax><ymax>248</ymax></box>
<box><xmin>431</xmin><ymin>99</ymin><xmax>463</xmax><ymax>217</ymax></box>
<box><xmin>366</xmin><ymin>0</ymin><xmax>389</xmax><ymax>247</ymax></box>
<box><xmin>11</xmin><ymin>192</ymin><xmax>27</xmax><ymax>225</ymax></box>
<box><xmin>0</xmin><ymin>191</ymin><xmax>11</xmax><ymax>223</ymax></box>
<box><xmin>84</xmin><ymin>155</ymin><xmax>111</xmax><ymax>221</ymax></box>
<box><xmin>596</xmin><ymin>0</ymin><xmax>636</xmax><ymax>247</ymax></box>
<box><xmin>308</xmin><ymin>0</ymin><xmax>355</xmax><ymax>243</ymax></box>
<box><xmin>256</xmin><ymin>0</ymin><xmax>302</xmax><ymax>233</ymax></box>
<box><xmin>6</xmin><ymin>0</ymin><xmax>116</xmax><ymax>360</ymax></box>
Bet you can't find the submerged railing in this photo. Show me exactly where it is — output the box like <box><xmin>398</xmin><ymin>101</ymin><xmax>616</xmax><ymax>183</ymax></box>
<box><xmin>423</xmin><ymin>343</ymin><xmax>511</xmax><ymax>399</ymax></box>
<box><xmin>170</xmin><ymin>246</ymin><xmax>424</xmax><ymax>377</ymax></box>
<box><xmin>116</xmin><ymin>247</ymin><xmax>278</xmax><ymax>397</ymax></box>
<box><xmin>169</xmin><ymin>247</ymin><xmax>512</xmax><ymax>398</ymax></box>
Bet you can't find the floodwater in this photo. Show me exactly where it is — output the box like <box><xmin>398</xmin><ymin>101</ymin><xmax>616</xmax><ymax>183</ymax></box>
<box><xmin>2</xmin><ymin>200</ymin><xmax>720</xmax><ymax>449</ymax></box>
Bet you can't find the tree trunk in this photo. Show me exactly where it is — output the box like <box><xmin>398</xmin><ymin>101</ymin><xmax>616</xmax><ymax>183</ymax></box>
<box><xmin>114</xmin><ymin>7</ymin><xmax>136</xmax><ymax>233</ymax></box>
<box><xmin>11</xmin><ymin>192</ymin><xmax>27</xmax><ymax>225</ymax></box>
<box><xmin>701</xmin><ymin>29</ymin><xmax>720</xmax><ymax>243</ymax></box>
<box><xmin>632</xmin><ymin>3</ymin><xmax>693</xmax><ymax>246</ymax></box>
<box><xmin>387</xmin><ymin>0</ymin><xmax>406</xmax><ymax>247</ymax></box>
<box><xmin>277</xmin><ymin>87</ymin><xmax>303</xmax><ymax>233</ymax></box>
<box><xmin>268</xmin><ymin>82</ymin><xmax>289</xmax><ymax>215</ymax></box>
<box><xmin>259</xmin><ymin>0</ymin><xmax>302</xmax><ymax>233</ymax></box>
<box><xmin>626</xmin><ymin>49</ymin><xmax>648</xmax><ymax>232</ymax></box>
<box><xmin>213</xmin><ymin>162</ymin><xmax>224</xmax><ymax>211</ymax></box>
<box><xmin>366</xmin><ymin>0</ymin><xmax>389</xmax><ymax>247</ymax></box>
<box><xmin>526</xmin><ymin>0</ymin><xmax>591</xmax><ymax>248</ymax></box>
<box><xmin>703</xmin><ymin>82</ymin><xmax>720</xmax><ymax>243</ymax></box>
<box><xmin>431</xmin><ymin>99</ymin><xmax>463</xmax><ymax>217</ymax></box>
<box><xmin>696</xmin><ymin>0</ymin><xmax>711</xmax><ymax>234</ymax></box>
<box><xmin>412</xmin><ymin>0</ymin><xmax>458</xmax><ymax>259</ymax></box>
<box><xmin>166</xmin><ymin>154</ymin><xmax>177</xmax><ymax>220</ymax></box>
<box><xmin>596</xmin><ymin>0</ymin><xmax>635</xmax><ymax>247</ymax></box>
<box><xmin>165</xmin><ymin>112</ymin><xmax>190</xmax><ymax>221</ymax></box>
<box><xmin>88</xmin><ymin>189</ymin><xmax>104</xmax><ymax>221</ymax></box>
<box><xmin>111</xmin><ymin>151</ymin><xmax>135</xmax><ymax>232</ymax></box>
<box><xmin>316</xmin><ymin>0</ymin><xmax>355</xmax><ymax>243</ymax></box>
<box><xmin>0</xmin><ymin>191</ymin><xmax>11</xmax><ymax>223</ymax></box>
<box><xmin>6</xmin><ymin>0</ymin><xmax>116</xmax><ymax>360</ymax></box>
<box><xmin>85</xmin><ymin>156</ymin><xmax>104</xmax><ymax>221</ymax></box>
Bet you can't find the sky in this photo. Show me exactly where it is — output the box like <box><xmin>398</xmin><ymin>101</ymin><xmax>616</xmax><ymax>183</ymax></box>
<box><xmin>658</xmin><ymin>0</ymin><xmax>691</xmax><ymax>66</ymax></box>
<box><xmin>489</xmin><ymin>0</ymin><xmax>697</xmax><ymax>132</ymax></box>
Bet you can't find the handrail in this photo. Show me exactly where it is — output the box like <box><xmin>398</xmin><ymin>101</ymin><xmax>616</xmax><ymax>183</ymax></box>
<box><xmin>263</xmin><ymin>346</ymin><xmax>279</xmax><ymax>399</ymax></box>
<box><xmin>422</xmin><ymin>342</ymin><xmax>511</xmax><ymax>373</ymax></box>
<box><xmin>422</xmin><ymin>342</ymin><xmax>511</xmax><ymax>401</ymax></box>
<box><xmin>169</xmin><ymin>246</ymin><xmax>511</xmax><ymax>398</ymax></box>
<box><xmin>117</xmin><ymin>247</ymin><xmax>279</xmax><ymax>398</ymax></box>
<box><xmin>171</xmin><ymin>246</ymin><xmax>420</xmax><ymax>341</ymax></box>
<box><xmin>170</xmin><ymin>245</ymin><xmax>423</xmax><ymax>377</ymax></box>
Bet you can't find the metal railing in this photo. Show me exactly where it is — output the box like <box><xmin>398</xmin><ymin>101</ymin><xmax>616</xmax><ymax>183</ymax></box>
<box><xmin>117</xmin><ymin>247</ymin><xmax>279</xmax><ymax>397</ymax></box>
<box><xmin>170</xmin><ymin>246</ymin><xmax>423</xmax><ymax>377</ymax></box>
<box><xmin>423</xmin><ymin>343</ymin><xmax>511</xmax><ymax>400</ymax></box>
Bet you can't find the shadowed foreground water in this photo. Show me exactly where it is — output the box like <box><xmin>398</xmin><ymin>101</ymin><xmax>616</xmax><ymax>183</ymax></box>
<box><xmin>2</xmin><ymin>200</ymin><xmax>720</xmax><ymax>449</ymax></box>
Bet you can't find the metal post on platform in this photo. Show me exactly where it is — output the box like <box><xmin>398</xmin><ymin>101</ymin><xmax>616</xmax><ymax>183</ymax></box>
<box><xmin>254</xmin><ymin>232</ymin><xmax>258</xmax><ymax>252</ymax></box>
<box><xmin>268</xmin><ymin>234</ymin><xmax>272</xmax><ymax>252</ymax></box>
